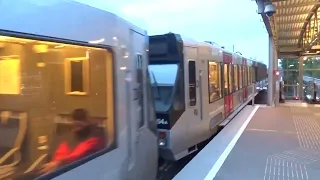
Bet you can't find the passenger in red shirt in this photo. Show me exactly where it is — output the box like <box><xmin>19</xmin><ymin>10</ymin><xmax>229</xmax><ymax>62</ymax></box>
<box><xmin>40</xmin><ymin>108</ymin><xmax>105</xmax><ymax>174</ymax></box>
<box><xmin>13</xmin><ymin>108</ymin><xmax>105</xmax><ymax>180</ymax></box>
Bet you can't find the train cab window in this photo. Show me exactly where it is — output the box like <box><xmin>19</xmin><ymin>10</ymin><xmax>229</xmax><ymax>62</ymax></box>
<box><xmin>239</xmin><ymin>65</ymin><xmax>242</xmax><ymax>89</ymax></box>
<box><xmin>233</xmin><ymin>65</ymin><xmax>238</xmax><ymax>91</ymax></box>
<box><xmin>223</xmin><ymin>64</ymin><xmax>229</xmax><ymax>95</ymax></box>
<box><xmin>66</xmin><ymin>57</ymin><xmax>88</xmax><ymax>95</ymax></box>
<box><xmin>0</xmin><ymin>35</ymin><xmax>114</xmax><ymax>179</ymax></box>
<box><xmin>188</xmin><ymin>60</ymin><xmax>197</xmax><ymax>106</ymax></box>
<box><xmin>208</xmin><ymin>61</ymin><xmax>221</xmax><ymax>103</ymax></box>
<box><xmin>149</xmin><ymin>64</ymin><xmax>178</xmax><ymax>103</ymax></box>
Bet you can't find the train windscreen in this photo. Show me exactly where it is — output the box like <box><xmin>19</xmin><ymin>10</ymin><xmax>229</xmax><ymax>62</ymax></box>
<box><xmin>148</xmin><ymin>64</ymin><xmax>178</xmax><ymax>112</ymax></box>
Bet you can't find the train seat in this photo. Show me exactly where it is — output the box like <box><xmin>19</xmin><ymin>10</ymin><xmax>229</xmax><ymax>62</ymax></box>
<box><xmin>0</xmin><ymin>111</ymin><xmax>27</xmax><ymax>178</ymax></box>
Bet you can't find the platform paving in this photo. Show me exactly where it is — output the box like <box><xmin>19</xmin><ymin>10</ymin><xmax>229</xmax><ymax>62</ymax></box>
<box><xmin>214</xmin><ymin>105</ymin><xmax>320</xmax><ymax>180</ymax></box>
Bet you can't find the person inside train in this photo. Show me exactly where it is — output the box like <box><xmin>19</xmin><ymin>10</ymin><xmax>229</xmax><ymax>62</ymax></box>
<box><xmin>13</xmin><ymin>108</ymin><xmax>105</xmax><ymax>180</ymax></box>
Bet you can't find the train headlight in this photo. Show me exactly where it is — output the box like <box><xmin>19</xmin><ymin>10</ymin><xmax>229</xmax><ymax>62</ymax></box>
<box><xmin>159</xmin><ymin>139</ymin><xmax>166</xmax><ymax>146</ymax></box>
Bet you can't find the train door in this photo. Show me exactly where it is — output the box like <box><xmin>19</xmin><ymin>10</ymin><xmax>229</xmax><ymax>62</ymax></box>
<box><xmin>223</xmin><ymin>53</ymin><xmax>232</xmax><ymax>117</ymax></box>
<box><xmin>128</xmin><ymin>29</ymin><xmax>158</xmax><ymax>179</ymax></box>
<box><xmin>188</xmin><ymin>59</ymin><xmax>201</xmax><ymax>119</ymax></box>
<box><xmin>242</xmin><ymin>59</ymin><xmax>248</xmax><ymax>101</ymax></box>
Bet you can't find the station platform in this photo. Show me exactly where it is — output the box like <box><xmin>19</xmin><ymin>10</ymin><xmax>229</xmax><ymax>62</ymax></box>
<box><xmin>174</xmin><ymin>103</ymin><xmax>320</xmax><ymax>180</ymax></box>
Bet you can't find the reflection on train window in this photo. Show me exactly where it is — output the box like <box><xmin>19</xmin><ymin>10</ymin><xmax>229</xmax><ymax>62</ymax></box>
<box><xmin>223</xmin><ymin>64</ymin><xmax>229</xmax><ymax>95</ymax></box>
<box><xmin>233</xmin><ymin>65</ymin><xmax>238</xmax><ymax>91</ymax></box>
<box><xmin>239</xmin><ymin>65</ymin><xmax>242</xmax><ymax>89</ymax></box>
<box><xmin>208</xmin><ymin>61</ymin><xmax>221</xmax><ymax>103</ymax></box>
<box><xmin>228</xmin><ymin>64</ymin><xmax>233</xmax><ymax>93</ymax></box>
<box><xmin>0</xmin><ymin>57</ymin><xmax>21</xmax><ymax>94</ymax></box>
<box><xmin>188</xmin><ymin>61</ymin><xmax>197</xmax><ymax>106</ymax></box>
<box><xmin>0</xmin><ymin>35</ymin><xmax>114</xmax><ymax>179</ymax></box>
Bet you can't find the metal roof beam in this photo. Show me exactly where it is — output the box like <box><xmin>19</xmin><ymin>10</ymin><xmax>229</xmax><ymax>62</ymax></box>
<box><xmin>272</xmin><ymin>0</ymin><xmax>289</xmax><ymax>2</ymax></box>
<box><xmin>277</xmin><ymin>2</ymin><xmax>320</xmax><ymax>9</ymax></box>
<box><xmin>279</xmin><ymin>29</ymin><xmax>302</xmax><ymax>32</ymax></box>
<box><xmin>298</xmin><ymin>5</ymin><xmax>320</xmax><ymax>47</ymax></box>
<box><xmin>279</xmin><ymin>35</ymin><xmax>300</xmax><ymax>39</ymax></box>
<box><xmin>279</xmin><ymin>20</ymin><xmax>307</xmax><ymax>24</ymax></box>
<box><xmin>279</xmin><ymin>47</ymin><xmax>302</xmax><ymax>52</ymax></box>
<box><xmin>279</xmin><ymin>36</ymin><xmax>300</xmax><ymax>40</ymax></box>
<box><xmin>277</xmin><ymin>10</ymin><xmax>312</xmax><ymax>16</ymax></box>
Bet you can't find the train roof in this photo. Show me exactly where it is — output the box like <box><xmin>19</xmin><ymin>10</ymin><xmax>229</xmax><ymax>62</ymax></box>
<box><xmin>0</xmin><ymin>0</ymin><xmax>146</xmax><ymax>45</ymax></box>
<box><xmin>158</xmin><ymin>33</ymin><xmax>266</xmax><ymax>65</ymax></box>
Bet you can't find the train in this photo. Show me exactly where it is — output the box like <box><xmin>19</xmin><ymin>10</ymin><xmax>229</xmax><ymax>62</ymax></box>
<box><xmin>149</xmin><ymin>33</ymin><xmax>267</xmax><ymax>161</ymax></box>
<box><xmin>0</xmin><ymin>1</ymin><xmax>157</xmax><ymax>180</ymax></box>
<box><xmin>0</xmin><ymin>1</ymin><xmax>267</xmax><ymax>180</ymax></box>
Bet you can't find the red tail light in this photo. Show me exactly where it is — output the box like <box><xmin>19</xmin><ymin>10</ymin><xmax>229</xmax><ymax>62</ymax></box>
<box><xmin>159</xmin><ymin>132</ymin><xmax>166</xmax><ymax>139</ymax></box>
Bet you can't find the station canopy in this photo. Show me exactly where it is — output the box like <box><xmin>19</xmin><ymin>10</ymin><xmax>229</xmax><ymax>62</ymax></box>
<box><xmin>258</xmin><ymin>0</ymin><xmax>320</xmax><ymax>58</ymax></box>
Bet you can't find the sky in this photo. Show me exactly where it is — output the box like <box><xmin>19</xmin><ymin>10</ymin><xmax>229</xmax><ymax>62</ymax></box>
<box><xmin>74</xmin><ymin>0</ymin><xmax>269</xmax><ymax>64</ymax></box>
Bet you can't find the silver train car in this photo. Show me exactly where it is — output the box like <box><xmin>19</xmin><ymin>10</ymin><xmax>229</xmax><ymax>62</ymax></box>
<box><xmin>148</xmin><ymin>33</ymin><xmax>267</xmax><ymax>161</ymax></box>
<box><xmin>0</xmin><ymin>1</ymin><xmax>157</xmax><ymax>180</ymax></box>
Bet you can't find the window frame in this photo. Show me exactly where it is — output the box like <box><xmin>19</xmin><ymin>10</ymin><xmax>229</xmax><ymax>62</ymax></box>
<box><xmin>0</xmin><ymin>31</ymin><xmax>117</xmax><ymax>179</ymax></box>
<box><xmin>208</xmin><ymin>61</ymin><xmax>222</xmax><ymax>103</ymax></box>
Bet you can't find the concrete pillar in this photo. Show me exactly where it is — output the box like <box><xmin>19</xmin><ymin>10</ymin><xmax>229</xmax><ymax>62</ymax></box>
<box><xmin>298</xmin><ymin>56</ymin><xmax>304</xmax><ymax>99</ymax></box>
<box><xmin>268</xmin><ymin>36</ymin><xmax>274</xmax><ymax>106</ymax></box>
<box><xmin>274</xmin><ymin>48</ymin><xmax>279</xmax><ymax>107</ymax></box>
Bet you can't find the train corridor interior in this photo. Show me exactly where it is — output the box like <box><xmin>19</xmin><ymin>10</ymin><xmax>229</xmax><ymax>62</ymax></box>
<box><xmin>0</xmin><ymin>35</ymin><xmax>115</xmax><ymax>179</ymax></box>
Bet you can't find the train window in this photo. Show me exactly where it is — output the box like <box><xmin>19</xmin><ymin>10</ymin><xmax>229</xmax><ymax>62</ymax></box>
<box><xmin>146</xmin><ymin>69</ymin><xmax>157</xmax><ymax>135</ymax></box>
<box><xmin>66</xmin><ymin>57</ymin><xmax>88</xmax><ymax>95</ymax></box>
<box><xmin>253</xmin><ymin>67</ymin><xmax>256</xmax><ymax>82</ymax></box>
<box><xmin>246</xmin><ymin>66</ymin><xmax>251</xmax><ymax>86</ymax></box>
<box><xmin>246</xmin><ymin>66</ymin><xmax>250</xmax><ymax>86</ymax></box>
<box><xmin>249</xmin><ymin>67</ymin><xmax>251</xmax><ymax>83</ymax></box>
<box><xmin>149</xmin><ymin>64</ymin><xmax>178</xmax><ymax>85</ymax></box>
<box><xmin>239</xmin><ymin>65</ymin><xmax>242</xmax><ymax>89</ymax></box>
<box><xmin>243</xmin><ymin>65</ymin><xmax>247</xmax><ymax>87</ymax></box>
<box><xmin>223</xmin><ymin>64</ymin><xmax>229</xmax><ymax>95</ymax></box>
<box><xmin>233</xmin><ymin>65</ymin><xmax>239</xmax><ymax>91</ymax></box>
<box><xmin>253</xmin><ymin>67</ymin><xmax>256</xmax><ymax>83</ymax></box>
<box><xmin>228</xmin><ymin>64</ymin><xmax>233</xmax><ymax>93</ymax></box>
<box><xmin>0</xmin><ymin>35</ymin><xmax>114</xmax><ymax>179</ymax></box>
<box><xmin>136</xmin><ymin>54</ymin><xmax>144</xmax><ymax>128</ymax></box>
<box><xmin>188</xmin><ymin>60</ymin><xmax>197</xmax><ymax>106</ymax></box>
<box><xmin>0</xmin><ymin>57</ymin><xmax>21</xmax><ymax>94</ymax></box>
<box><xmin>208</xmin><ymin>61</ymin><xmax>221</xmax><ymax>103</ymax></box>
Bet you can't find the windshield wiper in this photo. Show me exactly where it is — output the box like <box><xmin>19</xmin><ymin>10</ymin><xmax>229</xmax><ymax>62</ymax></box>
<box><xmin>151</xmin><ymin>71</ymin><xmax>161</xmax><ymax>100</ymax></box>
